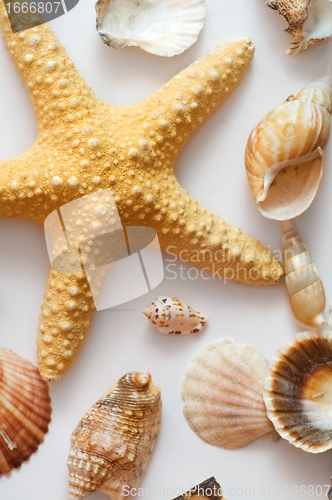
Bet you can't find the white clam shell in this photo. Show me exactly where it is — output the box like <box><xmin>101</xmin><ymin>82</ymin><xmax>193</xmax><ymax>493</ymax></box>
<box><xmin>95</xmin><ymin>0</ymin><xmax>206</xmax><ymax>57</ymax></box>
<box><xmin>143</xmin><ymin>296</ymin><xmax>207</xmax><ymax>335</ymax></box>
<box><xmin>282</xmin><ymin>220</ymin><xmax>326</xmax><ymax>330</ymax></box>
<box><xmin>181</xmin><ymin>339</ymin><xmax>276</xmax><ymax>449</ymax></box>
<box><xmin>245</xmin><ymin>76</ymin><xmax>332</xmax><ymax>220</ymax></box>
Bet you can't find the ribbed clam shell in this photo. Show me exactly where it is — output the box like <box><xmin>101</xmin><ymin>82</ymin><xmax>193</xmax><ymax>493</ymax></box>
<box><xmin>173</xmin><ymin>477</ymin><xmax>224</xmax><ymax>500</ymax></box>
<box><xmin>264</xmin><ymin>331</ymin><xmax>332</xmax><ymax>453</ymax></box>
<box><xmin>181</xmin><ymin>339</ymin><xmax>276</xmax><ymax>449</ymax></box>
<box><xmin>0</xmin><ymin>349</ymin><xmax>51</xmax><ymax>476</ymax></box>
<box><xmin>282</xmin><ymin>220</ymin><xmax>326</xmax><ymax>330</ymax></box>
<box><xmin>67</xmin><ymin>372</ymin><xmax>162</xmax><ymax>499</ymax></box>
<box><xmin>95</xmin><ymin>0</ymin><xmax>206</xmax><ymax>57</ymax></box>
<box><xmin>143</xmin><ymin>296</ymin><xmax>207</xmax><ymax>335</ymax></box>
<box><xmin>245</xmin><ymin>76</ymin><xmax>332</xmax><ymax>220</ymax></box>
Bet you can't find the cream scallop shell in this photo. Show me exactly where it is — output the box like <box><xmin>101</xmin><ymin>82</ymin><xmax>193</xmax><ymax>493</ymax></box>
<box><xmin>142</xmin><ymin>296</ymin><xmax>207</xmax><ymax>335</ymax></box>
<box><xmin>0</xmin><ymin>349</ymin><xmax>51</xmax><ymax>476</ymax></box>
<box><xmin>266</xmin><ymin>0</ymin><xmax>332</xmax><ymax>56</ymax></box>
<box><xmin>181</xmin><ymin>339</ymin><xmax>276</xmax><ymax>449</ymax></box>
<box><xmin>67</xmin><ymin>372</ymin><xmax>162</xmax><ymax>499</ymax></box>
<box><xmin>245</xmin><ymin>76</ymin><xmax>332</xmax><ymax>220</ymax></box>
<box><xmin>264</xmin><ymin>330</ymin><xmax>332</xmax><ymax>453</ymax></box>
<box><xmin>95</xmin><ymin>0</ymin><xmax>206</xmax><ymax>57</ymax></box>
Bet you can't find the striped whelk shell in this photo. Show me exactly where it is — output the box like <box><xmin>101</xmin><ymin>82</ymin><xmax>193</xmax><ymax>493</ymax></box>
<box><xmin>245</xmin><ymin>76</ymin><xmax>332</xmax><ymax>220</ymax></box>
<box><xmin>143</xmin><ymin>296</ymin><xmax>207</xmax><ymax>335</ymax></box>
<box><xmin>67</xmin><ymin>372</ymin><xmax>162</xmax><ymax>499</ymax></box>
<box><xmin>0</xmin><ymin>349</ymin><xmax>51</xmax><ymax>476</ymax></box>
<box><xmin>181</xmin><ymin>339</ymin><xmax>276</xmax><ymax>449</ymax></box>
<box><xmin>282</xmin><ymin>220</ymin><xmax>326</xmax><ymax>330</ymax></box>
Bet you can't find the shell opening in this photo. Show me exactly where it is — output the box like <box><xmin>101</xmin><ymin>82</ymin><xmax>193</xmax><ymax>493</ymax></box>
<box><xmin>302</xmin><ymin>0</ymin><xmax>332</xmax><ymax>52</ymax></box>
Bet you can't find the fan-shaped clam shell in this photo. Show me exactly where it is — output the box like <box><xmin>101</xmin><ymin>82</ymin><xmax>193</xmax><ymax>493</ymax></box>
<box><xmin>67</xmin><ymin>372</ymin><xmax>162</xmax><ymax>499</ymax></box>
<box><xmin>143</xmin><ymin>296</ymin><xmax>207</xmax><ymax>335</ymax></box>
<box><xmin>264</xmin><ymin>330</ymin><xmax>332</xmax><ymax>453</ymax></box>
<box><xmin>245</xmin><ymin>76</ymin><xmax>332</xmax><ymax>220</ymax></box>
<box><xmin>181</xmin><ymin>339</ymin><xmax>276</xmax><ymax>449</ymax></box>
<box><xmin>282</xmin><ymin>220</ymin><xmax>326</xmax><ymax>330</ymax></box>
<box><xmin>95</xmin><ymin>0</ymin><xmax>206</xmax><ymax>57</ymax></box>
<box><xmin>0</xmin><ymin>349</ymin><xmax>51</xmax><ymax>476</ymax></box>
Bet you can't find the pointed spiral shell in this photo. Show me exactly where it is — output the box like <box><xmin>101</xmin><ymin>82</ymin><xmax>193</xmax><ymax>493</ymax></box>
<box><xmin>245</xmin><ymin>76</ymin><xmax>332</xmax><ymax>220</ymax></box>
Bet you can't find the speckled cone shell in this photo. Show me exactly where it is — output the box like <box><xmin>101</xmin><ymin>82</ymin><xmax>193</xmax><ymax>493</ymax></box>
<box><xmin>282</xmin><ymin>220</ymin><xmax>326</xmax><ymax>330</ymax></box>
<box><xmin>0</xmin><ymin>349</ymin><xmax>51</xmax><ymax>476</ymax></box>
<box><xmin>264</xmin><ymin>329</ymin><xmax>332</xmax><ymax>453</ymax></box>
<box><xmin>245</xmin><ymin>76</ymin><xmax>332</xmax><ymax>220</ymax></box>
<box><xmin>181</xmin><ymin>339</ymin><xmax>276</xmax><ymax>449</ymax></box>
<box><xmin>67</xmin><ymin>372</ymin><xmax>162</xmax><ymax>499</ymax></box>
<box><xmin>95</xmin><ymin>0</ymin><xmax>206</xmax><ymax>57</ymax></box>
<box><xmin>143</xmin><ymin>296</ymin><xmax>207</xmax><ymax>335</ymax></box>
<box><xmin>266</xmin><ymin>0</ymin><xmax>332</xmax><ymax>56</ymax></box>
<box><xmin>0</xmin><ymin>0</ymin><xmax>283</xmax><ymax>382</ymax></box>
<box><xmin>172</xmin><ymin>477</ymin><xmax>225</xmax><ymax>500</ymax></box>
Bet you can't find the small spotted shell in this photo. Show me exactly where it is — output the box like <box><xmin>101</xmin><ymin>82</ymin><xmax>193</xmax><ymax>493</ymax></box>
<box><xmin>0</xmin><ymin>349</ymin><xmax>51</xmax><ymax>476</ymax></box>
<box><xmin>67</xmin><ymin>372</ymin><xmax>162</xmax><ymax>499</ymax></box>
<box><xmin>142</xmin><ymin>296</ymin><xmax>207</xmax><ymax>335</ymax></box>
<box><xmin>173</xmin><ymin>477</ymin><xmax>225</xmax><ymax>500</ymax></box>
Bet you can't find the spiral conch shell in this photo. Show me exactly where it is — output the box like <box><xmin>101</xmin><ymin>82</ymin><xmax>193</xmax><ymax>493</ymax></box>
<box><xmin>142</xmin><ymin>296</ymin><xmax>207</xmax><ymax>335</ymax></box>
<box><xmin>67</xmin><ymin>372</ymin><xmax>162</xmax><ymax>500</ymax></box>
<box><xmin>282</xmin><ymin>220</ymin><xmax>326</xmax><ymax>330</ymax></box>
<box><xmin>0</xmin><ymin>349</ymin><xmax>51</xmax><ymax>476</ymax></box>
<box><xmin>181</xmin><ymin>339</ymin><xmax>276</xmax><ymax>449</ymax></box>
<box><xmin>245</xmin><ymin>76</ymin><xmax>332</xmax><ymax>220</ymax></box>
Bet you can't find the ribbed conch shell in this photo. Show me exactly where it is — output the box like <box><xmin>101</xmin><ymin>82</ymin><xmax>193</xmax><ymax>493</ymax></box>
<box><xmin>282</xmin><ymin>220</ymin><xmax>326</xmax><ymax>330</ymax></box>
<box><xmin>67</xmin><ymin>372</ymin><xmax>162</xmax><ymax>499</ymax></box>
<box><xmin>181</xmin><ymin>339</ymin><xmax>276</xmax><ymax>449</ymax></box>
<box><xmin>173</xmin><ymin>477</ymin><xmax>224</xmax><ymax>500</ymax></box>
<box><xmin>266</xmin><ymin>0</ymin><xmax>332</xmax><ymax>56</ymax></box>
<box><xmin>142</xmin><ymin>296</ymin><xmax>207</xmax><ymax>335</ymax></box>
<box><xmin>264</xmin><ymin>322</ymin><xmax>332</xmax><ymax>453</ymax></box>
<box><xmin>95</xmin><ymin>0</ymin><xmax>206</xmax><ymax>57</ymax></box>
<box><xmin>245</xmin><ymin>76</ymin><xmax>332</xmax><ymax>220</ymax></box>
<box><xmin>0</xmin><ymin>349</ymin><xmax>51</xmax><ymax>476</ymax></box>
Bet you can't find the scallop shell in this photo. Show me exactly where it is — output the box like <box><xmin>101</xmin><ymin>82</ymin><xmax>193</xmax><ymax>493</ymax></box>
<box><xmin>266</xmin><ymin>0</ymin><xmax>332</xmax><ymax>56</ymax></box>
<box><xmin>0</xmin><ymin>349</ymin><xmax>51</xmax><ymax>476</ymax></box>
<box><xmin>181</xmin><ymin>339</ymin><xmax>276</xmax><ymax>449</ymax></box>
<box><xmin>95</xmin><ymin>0</ymin><xmax>206</xmax><ymax>57</ymax></box>
<box><xmin>173</xmin><ymin>477</ymin><xmax>224</xmax><ymax>500</ymax></box>
<box><xmin>282</xmin><ymin>220</ymin><xmax>326</xmax><ymax>330</ymax></box>
<box><xmin>143</xmin><ymin>296</ymin><xmax>207</xmax><ymax>335</ymax></box>
<box><xmin>264</xmin><ymin>329</ymin><xmax>332</xmax><ymax>453</ymax></box>
<box><xmin>67</xmin><ymin>372</ymin><xmax>162</xmax><ymax>499</ymax></box>
<box><xmin>245</xmin><ymin>76</ymin><xmax>332</xmax><ymax>220</ymax></box>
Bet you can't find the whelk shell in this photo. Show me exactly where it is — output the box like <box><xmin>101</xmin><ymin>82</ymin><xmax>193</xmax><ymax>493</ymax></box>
<box><xmin>282</xmin><ymin>220</ymin><xmax>326</xmax><ymax>330</ymax></box>
<box><xmin>67</xmin><ymin>372</ymin><xmax>162</xmax><ymax>499</ymax></box>
<box><xmin>95</xmin><ymin>0</ymin><xmax>206</xmax><ymax>57</ymax></box>
<box><xmin>245</xmin><ymin>76</ymin><xmax>332</xmax><ymax>220</ymax></box>
<box><xmin>181</xmin><ymin>339</ymin><xmax>276</xmax><ymax>449</ymax></box>
<box><xmin>266</xmin><ymin>0</ymin><xmax>332</xmax><ymax>56</ymax></box>
<box><xmin>142</xmin><ymin>296</ymin><xmax>207</xmax><ymax>335</ymax></box>
<box><xmin>0</xmin><ymin>349</ymin><xmax>51</xmax><ymax>476</ymax></box>
<box><xmin>264</xmin><ymin>324</ymin><xmax>332</xmax><ymax>453</ymax></box>
<box><xmin>172</xmin><ymin>476</ymin><xmax>224</xmax><ymax>499</ymax></box>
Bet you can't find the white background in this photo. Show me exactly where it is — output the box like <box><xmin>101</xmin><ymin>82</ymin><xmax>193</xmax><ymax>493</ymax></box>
<box><xmin>1</xmin><ymin>0</ymin><xmax>332</xmax><ymax>499</ymax></box>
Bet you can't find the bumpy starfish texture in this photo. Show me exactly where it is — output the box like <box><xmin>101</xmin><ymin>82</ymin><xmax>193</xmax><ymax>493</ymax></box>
<box><xmin>0</xmin><ymin>3</ymin><xmax>283</xmax><ymax>381</ymax></box>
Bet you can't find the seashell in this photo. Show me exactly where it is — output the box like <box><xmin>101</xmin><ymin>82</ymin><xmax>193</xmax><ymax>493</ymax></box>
<box><xmin>264</xmin><ymin>325</ymin><xmax>332</xmax><ymax>453</ymax></box>
<box><xmin>95</xmin><ymin>0</ymin><xmax>206</xmax><ymax>57</ymax></box>
<box><xmin>181</xmin><ymin>339</ymin><xmax>276</xmax><ymax>449</ymax></box>
<box><xmin>143</xmin><ymin>296</ymin><xmax>207</xmax><ymax>335</ymax></box>
<box><xmin>172</xmin><ymin>476</ymin><xmax>224</xmax><ymax>500</ymax></box>
<box><xmin>282</xmin><ymin>220</ymin><xmax>326</xmax><ymax>330</ymax></box>
<box><xmin>0</xmin><ymin>349</ymin><xmax>51</xmax><ymax>476</ymax></box>
<box><xmin>245</xmin><ymin>76</ymin><xmax>332</xmax><ymax>220</ymax></box>
<box><xmin>67</xmin><ymin>372</ymin><xmax>162</xmax><ymax>499</ymax></box>
<box><xmin>266</xmin><ymin>0</ymin><xmax>332</xmax><ymax>56</ymax></box>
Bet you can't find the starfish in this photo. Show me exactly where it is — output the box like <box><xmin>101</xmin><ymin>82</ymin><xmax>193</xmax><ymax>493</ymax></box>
<box><xmin>0</xmin><ymin>2</ymin><xmax>283</xmax><ymax>382</ymax></box>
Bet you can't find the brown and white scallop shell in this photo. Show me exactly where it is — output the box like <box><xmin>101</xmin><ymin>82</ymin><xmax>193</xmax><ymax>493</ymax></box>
<box><xmin>0</xmin><ymin>349</ymin><xmax>51</xmax><ymax>476</ymax></box>
<box><xmin>67</xmin><ymin>372</ymin><xmax>162</xmax><ymax>499</ymax></box>
<box><xmin>181</xmin><ymin>339</ymin><xmax>276</xmax><ymax>449</ymax></box>
<box><xmin>264</xmin><ymin>330</ymin><xmax>332</xmax><ymax>453</ymax></box>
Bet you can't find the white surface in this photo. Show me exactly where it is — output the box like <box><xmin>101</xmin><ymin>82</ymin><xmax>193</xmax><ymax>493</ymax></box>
<box><xmin>1</xmin><ymin>1</ymin><xmax>332</xmax><ymax>499</ymax></box>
